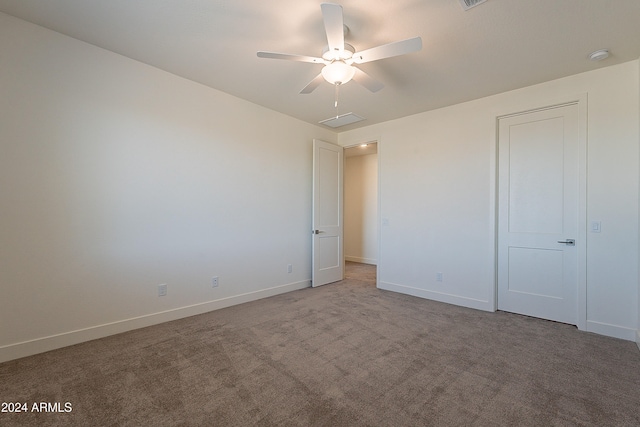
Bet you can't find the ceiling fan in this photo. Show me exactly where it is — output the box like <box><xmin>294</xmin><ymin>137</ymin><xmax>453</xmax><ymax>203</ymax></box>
<box><xmin>257</xmin><ymin>3</ymin><xmax>422</xmax><ymax>94</ymax></box>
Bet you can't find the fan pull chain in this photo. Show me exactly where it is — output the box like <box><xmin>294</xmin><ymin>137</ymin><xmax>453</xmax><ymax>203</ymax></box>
<box><xmin>334</xmin><ymin>83</ymin><xmax>340</xmax><ymax>118</ymax></box>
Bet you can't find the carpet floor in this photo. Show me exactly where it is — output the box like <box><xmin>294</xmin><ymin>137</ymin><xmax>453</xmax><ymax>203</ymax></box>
<box><xmin>1</xmin><ymin>262</ymin><xmax>639</xmax><ymax>426</ymax></box>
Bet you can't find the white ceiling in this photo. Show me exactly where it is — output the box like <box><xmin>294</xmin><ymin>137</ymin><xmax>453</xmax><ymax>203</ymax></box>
<box><xmin>1</xmin><ymin>0</ymin><xmax>639</xmax><ymax>132</ymax></box>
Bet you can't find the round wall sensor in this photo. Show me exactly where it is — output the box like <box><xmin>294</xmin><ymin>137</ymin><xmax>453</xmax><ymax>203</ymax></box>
<box><xmin>589</xmin><ymin>49</ymin><xmax>609</xmax><ymax>61</ymax></box>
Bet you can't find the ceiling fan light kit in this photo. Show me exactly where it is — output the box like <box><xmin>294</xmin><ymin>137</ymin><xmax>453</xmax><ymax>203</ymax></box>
<box><xmin>256</xmin><ymin>3</ymin><xmax>422</xmax><ymax>95</ymax></box>
<box><xmin>321</xmin><ymin>61</ymin><xmax>356</xmax><ymax>85</ymax></box>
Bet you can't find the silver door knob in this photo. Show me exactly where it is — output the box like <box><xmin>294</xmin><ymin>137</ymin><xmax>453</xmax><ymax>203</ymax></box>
<box><xmin>313</xmin><ymin>230</ymin><xmax>324</xmax><ymax>234</ymax></box>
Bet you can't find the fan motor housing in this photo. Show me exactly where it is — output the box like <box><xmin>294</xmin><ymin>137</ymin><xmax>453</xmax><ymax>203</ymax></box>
<box><xmin>322</xmin><ymin>43</ymin><xmax>355</xmax><ymax>61</ymax></box>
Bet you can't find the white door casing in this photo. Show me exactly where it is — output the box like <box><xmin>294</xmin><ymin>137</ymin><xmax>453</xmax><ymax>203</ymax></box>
<box><xmin>497</xmin><ymin>102</ymin><xmax>584</xmax><ymax>325</ymax></box>
<box><xmin>312</xmin><ymin>139</ymin><xmax>344</xmax><ymax>287</ymax></box>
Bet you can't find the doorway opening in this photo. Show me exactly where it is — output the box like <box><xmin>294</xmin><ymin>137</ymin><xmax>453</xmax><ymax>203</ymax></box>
<box><xmin>345</xmin><ymin>260</ymin><xmax>377</xmax><ymax>284</ymax></box>
<box><xmin>344</xmin><ymin>142</ymin><xmax>378</xmax><ymax>284</ymax></box>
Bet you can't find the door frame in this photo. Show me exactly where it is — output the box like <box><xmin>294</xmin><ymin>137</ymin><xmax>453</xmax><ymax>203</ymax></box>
<box><xmin>342</xmin><ymin>139</ymin><xmax>381</xmax><ymax>288</ymax></box>
<box><xmin>492</xmin><ymin>94</ymin><xmax>588</xmax><ymax>331</ymax></box>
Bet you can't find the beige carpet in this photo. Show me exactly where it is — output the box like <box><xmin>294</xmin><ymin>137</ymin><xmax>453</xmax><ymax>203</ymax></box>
<box><xmin>1</xmin><ymin>262</ymin><xmax>639</xmax><ymax>426</ymax></box>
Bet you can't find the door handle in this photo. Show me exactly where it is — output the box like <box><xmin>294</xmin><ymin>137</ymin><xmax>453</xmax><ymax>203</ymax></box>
<box><xmin>557</xmin><ymin>239</ymin><xmax>575</xmax><ymax>246</ymax></box>
<box><xmin>313</xmin><ymin>230</ymin><xmax>324</xmax><ymax>234</ymax></box>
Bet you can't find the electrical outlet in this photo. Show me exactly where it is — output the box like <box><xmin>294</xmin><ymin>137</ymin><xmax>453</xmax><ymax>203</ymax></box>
<box><xmin>158</xmin><ymin>284</ymin><xmax>167</xmax><ymax>296</ymax></box>
<box><xmin>436</xmin><ymin>272</ymin><xmax>443</xmax><ymax>282</ymax></box>
<box><xmin>287</xmin><ymin>264</ymin><xmax>293</xmax><ymax>273</ymax></box>
<box><xmin>212</xmin><ymin>276</ymin><xmax>219</xmax><ymax>288</ymax></box>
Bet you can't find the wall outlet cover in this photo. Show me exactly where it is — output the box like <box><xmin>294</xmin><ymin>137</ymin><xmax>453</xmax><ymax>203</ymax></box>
<box><xmin>158</xmin><ymin>284</ymin><xmax>167</xmax><ymax>296</ymax></box>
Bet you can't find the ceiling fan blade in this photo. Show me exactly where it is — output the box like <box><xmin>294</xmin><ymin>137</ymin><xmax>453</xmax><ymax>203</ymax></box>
<box><xmin>321</xmin><ymin>3</ymin><xmax>345</xmax><ymax>53</ymax></box>
<box><xmin>257</xmin><ymin>51</ymin><xmax>324</xmax><ymax>64</ymax></box>
<box><xmin>300</xmin><ymin>73</ymin><xmax>325</xmax><ymax>94</ymax></box>
<box><xmin>352</xmin><ymin>67</ymin><xmax>384</xmax><ymax>93</ymax></box>
<box><xmin>352</xmin><ymin>37</ymin><xmax>422</xmax><ymax>64</ymax></box>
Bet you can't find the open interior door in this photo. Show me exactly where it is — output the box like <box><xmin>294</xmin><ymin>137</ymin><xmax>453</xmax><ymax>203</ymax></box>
<box><xmin>312</xmin><ymin>139</ymin><xmax>343</xmax><ymax>287</ymax></box>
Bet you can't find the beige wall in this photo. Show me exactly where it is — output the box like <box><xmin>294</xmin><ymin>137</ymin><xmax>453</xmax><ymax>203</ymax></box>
<box><xmin>345</xmin><ymin>152</ymin><xmax>378</xmax><ymax>265</ymax></box>
<box><xmin>0</xmin><ymin>13</ymin><xmax>337</xmax><ymax>362</ymax></box>
<box><xmin>340</xmin><ymin>60</ymin><xmax>640</xmax><ymax>341</ymax></box>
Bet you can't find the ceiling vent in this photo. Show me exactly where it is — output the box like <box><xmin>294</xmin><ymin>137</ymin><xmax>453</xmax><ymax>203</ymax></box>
<box><xmin>319</xmin><ymin>113</ymin><xmax>364</xmax><ymax>128</ymax></box>
<box><xmin>459</xmin><ymin>0</ymin><xmax>487</xmax><ymax>10</ymax></box>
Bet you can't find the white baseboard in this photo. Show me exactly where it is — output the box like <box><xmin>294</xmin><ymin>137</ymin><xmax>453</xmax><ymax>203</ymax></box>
<box><xmin>378</xmin><ymin>281</ymin><xmax>492</xmax><ymax>312</ymax></box>
<box><xmin>345</xmin><ymin>256</ymin><xmax>377</xmax><ymax>265</ymax></box>
<box><xmin>378</xmin><ymin>282</ymin><xmax>639</xmax><ymax>344</ymax></box>
<box><xmin>0</xmin><ymin>280</ymin><xmax>310</xmax><ymax>364</ymax></box>
<box><xmin>585</xmin><ymin>320</ymin><xmax>638</xmax><ymax>342</ymax></box>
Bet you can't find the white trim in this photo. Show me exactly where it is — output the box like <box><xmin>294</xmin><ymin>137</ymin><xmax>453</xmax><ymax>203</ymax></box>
<box><xmin>636</xmin><ymin>330</ymin><xmax>640</xmax><ymax>351</ymax></box>
<box><xmin>379</xmin><ymin>281</ymin><xmax>492</xmax><ymax>312</ymax></box>
<box><xmin>0</xmin><ymin>280</ymin><xmax>310</xmax><ymax>363</ymax></box>
<box><xmin>489</xmin><ymin>108</ymin><xmax>498</xmax><ymax>312</ymax></box>
<box><xmin>345</xmin><ymin>256</ymin><xmax>377</xmax><ymax>265</ymax></box>
<box><xmin>576</xmin><ymin>95</ymin><xmax>588</xmax><ymax>332</ymax></box>
<box><xmin>585</xmin><ymin>320</ymin><xmax>638</xmax><ymax>342</ymax></box>
<box><xmin>376</xmin><ymin>138</ymin><xmax>382</xmax><ymax>289</ymax></box>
